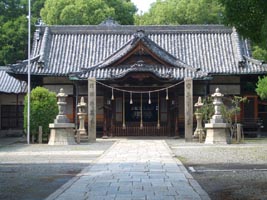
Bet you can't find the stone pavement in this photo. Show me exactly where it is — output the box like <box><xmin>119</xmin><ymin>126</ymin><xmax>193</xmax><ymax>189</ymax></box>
<box><xmin>0</xmin><ymin>136</ymin><xmax>25</xmax><ymax>146</ymax></box>
<box><xmin>0</xmin><ymin>137</ymin><xmax>115</xmax><ymax>200</ymax></box>
<box><xmin>46</xmin><ymin>139</ymin><xmax>210</xmax><ymax>200</ymax></box>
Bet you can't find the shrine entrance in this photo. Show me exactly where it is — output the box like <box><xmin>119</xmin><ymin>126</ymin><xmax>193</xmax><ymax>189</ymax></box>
<box><xmin>113</xmin><ymin>92</ymin><xmax>169</xmax><ymax>137</ymax></box>
<box><xmin>98</xmin><ymin>72</ymin><xmax>183</xmax><ymax>137</ymax></box>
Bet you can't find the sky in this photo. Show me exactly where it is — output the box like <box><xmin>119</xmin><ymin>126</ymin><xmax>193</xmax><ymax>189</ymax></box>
<box><xmin>131</xmin><ymin>0</ymin><xmax>156</xmax><ymax>14</ymax></box>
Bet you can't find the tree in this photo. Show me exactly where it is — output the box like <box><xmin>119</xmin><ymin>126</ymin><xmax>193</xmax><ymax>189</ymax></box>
<box><xmin>220</xmin><ymin>0</ymin><xmax>267</xmax><ymax>45</ymax></box>
<box><xmin>221</xmin><ymin>96</ymin><xmax>247</xmax><ymax>142</ymax></box>
<box><xmin>0</xmin><ymin>15</ymin><xmax>28</xmax><ymax>65</ymax></box>
<box><xmin>0</xmin><ymin>0</ymin><xmax>26</xmax><ymax>21</ymax></box>
<box><xmin>104</xmin><ymin>0</ymin><xmax>137</xmax><ymax>25</ymax></box>
<box><xmin>256</xmin><ymin>76</ymin><xmax>267</xmax><ymax>100</ymax></box>
<box><xmin>40</xmin><ymin>0</ymin><xmax>137</xmax><ymax>25</ymax></box>
<box><xmin>24</xmin><ymin>87</ymin><xmax>58</xmax><ymax>142</ymax></box>
<box><xmin>219</xmin><ymin>0</ymin><xmax>267</xmax><ymax>61</ymax></box>
<box><xmin>135</xmin><ymin>0</ymin><xmax>224</xmax><ymax>25</ymax></box>
<box><xmin>0</xmin><ymin>0</ymin><xmax>136</xmax><ymax>65</ymax></box>
<box><xmin>0</xmin><ymin>0</ymin><xmax>45</xmax><ymax>66</ymax></box>
<box><xmin>252</xmin><ymin>45</ymin><xmax>267</xmax><ymax>61</ymax></box>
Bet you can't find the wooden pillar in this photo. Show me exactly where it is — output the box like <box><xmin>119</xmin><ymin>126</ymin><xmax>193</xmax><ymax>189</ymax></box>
<box><xmin>184</xmin><ymin>77</ymin><xmax>193</xmax><ymax>142</ymax></box>
<box><xmin>74</xmin><ymin>82</ymin><xmax>79</xmax><ymax>129</ymax></box>
<box><xmin>103</xmin><ymin>106</ymin><xmax>108</xmax><ymax>138</ymax></box>
<box><xmin>110</xmin><ymin>101</ymin><xmax>114</xmax><ymax>137</ymax></box>
<box><xmin>175</xmin><ymin>115</ymin><xmax>179</xmax><ymax>137</ymax></box>
<box><xmin>88</xmin><ymin>78</ymin><xmax>96</xmax><ymax>142</ymax></box>
<box><xmin>102</xmin><ymin>90</ymin><xmax>107</xmax><ymax>138</ymax></box>
<box><xmin>175</xmin><ymin>95</ymin><xmax>179</xmax><ymax>137</ymax></box>
<box><xmin>167</xmin><ymin>100</ymin><xmax>171</xmax><ymax>136</ymax></box>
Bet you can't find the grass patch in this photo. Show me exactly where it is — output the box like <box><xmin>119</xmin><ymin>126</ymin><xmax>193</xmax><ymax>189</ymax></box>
<box><xmin>244</xmin><ymin>137</ymin><xmax>267</xmax><ymax>144</ymax></box>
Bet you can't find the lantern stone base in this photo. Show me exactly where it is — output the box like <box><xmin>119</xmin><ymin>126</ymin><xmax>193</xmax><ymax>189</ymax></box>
<box><xmin>193</xmin><ymin>129</ymin><xmax>206</xmax><ymax>142</ymax></box>
<box><xmin>48</xmin><ymin>123</ymin><xmax>76</xmax><ymax>145</ymax></box>
<box><xmin>204</xmin><ymin>123</ymin><xmax>230</xmax><ymax>144</ymax></box>
<box><xmin>193</xmin><ymin>112</ymin><xmax>205</xmax><ymax>142</ymax></box>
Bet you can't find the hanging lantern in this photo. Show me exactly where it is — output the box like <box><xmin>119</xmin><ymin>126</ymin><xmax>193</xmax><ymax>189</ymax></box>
<box><xmin>130</xmin><ymin>92</ymin><xmax>133</xmax><ymax>104</ymax></box>
<box><xmin>111</xmin><ymin>88</ymin><xmax>114</xmax><ymax>100</ymax></box>
<box><xmin>166</xmin><ymin>88</ymin><xmax>169</xmax><ymax>100</ymax></box>
<box><xmin>148</xmin><ymin>91</ymin><xmax>151</xmax><ymax>104</ymax></box>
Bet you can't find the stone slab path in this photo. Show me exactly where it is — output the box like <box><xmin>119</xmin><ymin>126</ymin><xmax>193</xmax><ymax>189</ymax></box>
<box><xmin>46</xmin><ymin>139</ymin><xmax>210</xmax><ymax>200</ymax></box>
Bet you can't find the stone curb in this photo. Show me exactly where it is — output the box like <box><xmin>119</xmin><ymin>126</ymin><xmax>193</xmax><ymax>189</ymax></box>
<box><xmin>0</xmin><ymin>151</ymin><xmax>104</xmax><ymax>155</ymax></box>
<box><xmin>162</xmin><ymin>140</ymin><xmax>211</xmax><ymax>200</ymax></box>
<box><xmin>45</xmin><ymin>141</ymin><xmax>119</xmax><ymax>200</ymax></box>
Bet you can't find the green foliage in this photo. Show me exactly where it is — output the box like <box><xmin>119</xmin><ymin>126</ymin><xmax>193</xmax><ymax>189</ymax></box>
<box><xmin>105</xmin><ymin>0</ymin><xmax>137</xmax><ymax>25</ymax></box>
<box><xmin>199</xmin><ymin>95</ymin><xmax>247</xmax><ymax>124</ymax></box>
<box><xmin>231</xmin><ymin>96</ymin><xmax>247</xmax><ymax>114</ymax></box>
<box><xmin>1</xmin><ymin>0</ymin><xmax>135</xmax><ymax>65</ymax></box>
<box><xmin>135</xmin><ymin>0</ymin><xmax>224</xmax><ymax>25</ymax></box>
<box><xmin>0</xmin><ymin>0</ymin><xmax>45</xmax><ymax>65</ymax></box>
<box><xmin>40</xmin><ymin>0</ymin><xmax>137</xmax><ymax>25</ymax></box>
<box><xmin>221</xmin><ymin>96</ymin><xmax>247</xmax><ymax>142</ymax></box>
<box><xmin>256</xmin><ymin>76</ymin><xmax>267</xmax><ymax>100</ymax></box>
<box><xmin>0</xmin><ymin>0</ymin><xmax>26</xmax><ymax>20</ymax></box>
<box><xmin>252</xmin><ymin>45</ymin><xmax>267</xmax><ymax>62</ymax></box>
<box><xmin>221</xmin><ymin>96</ymin><xmax>247</xmax><ymax>124</ymax></box>
<box><xmin>24</xmin><ymin>87</ymin><xmax>58</xmax><ymax>140</ymax></box>
<box><xmin>0</xmin><ymin>15</ymin><xmax>28</xmax><ymax>65</ymax></box>
<box><xmin>219</xmin><ymin>0</ymin><xmax>267</xmax><ymax>51</ymax></box>
<box><xmin>198</xmin><ymin>97</ymin><xmax>214</xmax><ymax>123</ymax></box>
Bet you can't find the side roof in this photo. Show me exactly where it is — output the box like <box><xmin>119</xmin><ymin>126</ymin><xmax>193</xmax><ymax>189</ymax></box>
<box><xmin>0</xmin><ymin>67</ymin><xmax>27</xmax><ymax>94</ymax></box>
<box><xmin>8</xmin><ymin>23</ymin><xmax>267</xmax><ymax>80</ymax></box>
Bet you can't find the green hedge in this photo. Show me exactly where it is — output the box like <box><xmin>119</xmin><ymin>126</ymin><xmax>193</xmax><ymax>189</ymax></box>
<box><xmin>24</xmin><ymin>87</ymin><xmax>58</xmax><ymax>140</ymax></box>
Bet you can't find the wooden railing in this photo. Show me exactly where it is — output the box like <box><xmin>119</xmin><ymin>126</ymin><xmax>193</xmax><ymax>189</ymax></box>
<box><xmin>112</xmin><ymin>122</ymin><xmax>169</xmax><ymax>136</ymax></box>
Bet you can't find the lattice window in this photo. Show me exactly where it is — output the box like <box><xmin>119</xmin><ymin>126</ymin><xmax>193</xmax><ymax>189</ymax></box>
<box><xmin>1</xmin><ymin>105</ymin><xmax>24</xmax><ymax>129</ymax></box>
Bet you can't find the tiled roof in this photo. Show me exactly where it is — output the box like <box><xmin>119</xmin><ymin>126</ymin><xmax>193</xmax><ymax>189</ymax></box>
<box><xmin>74</xmin><ymin>63</ymin><xmax>207</xmax><ymax>80</ymax></box>
<box><xmin>9</xmin><ymin>24</ymin><xmax>267</xmax><ymax>80</ymax></box>
<box><xmin>240</xmin><ymin>56</ymin><xmax>267</xmax><ymax>75</ymax></box>
<box><xmin>86</xmin><ymin>30</ymin><xmax>192</xmax><ymax>70</ymax></box>
<box><xmin>0</xmin><ymin>67</ymin><xmax>27</xmax><ymax>94</ymax></box>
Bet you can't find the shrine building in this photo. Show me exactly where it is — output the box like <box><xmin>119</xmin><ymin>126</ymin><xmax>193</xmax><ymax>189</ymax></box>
<box><xmin>1</xmin><ymin>20</ymin><xmax>267</xmax><ymax>138</ymax></box>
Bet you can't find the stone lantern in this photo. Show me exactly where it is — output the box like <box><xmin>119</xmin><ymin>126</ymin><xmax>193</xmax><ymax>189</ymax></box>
<box><xmin>55</xmin><ymin>88</ymin><xmax>69</xmax><ymax>123</ymax></box>
<box><xmin>205</xmin><ymin>88</ymin><xmax>230</xmax><ymax>144</ymax></box>
<box><xmin>77</xmin><ymin>97</ymin><xmax>87</xmax><ymax>143</ymax></box>
<box><xmin>48</xmin><ymin>88</ymin><xmax>76</xmax><ymax>145</ymax></box>
<box><xmin>194</xmin><ymin>97</ymin><xmax>205</xmax><ymax>142</ymax></box>
<box><xmin>210</xmin><ymin>88</ymin><xmax>224</xmax><ymax>123</ymax></box>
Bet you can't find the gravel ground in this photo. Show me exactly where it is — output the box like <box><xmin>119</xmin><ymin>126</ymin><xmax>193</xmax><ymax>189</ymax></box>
<box><xmin>0</xmin><ymin>138</ymin><xmax>115</xmax><ymax>200</ymax></box>
<box><xmin>2</xmin><ymin>137</ymin><xmax>267</xmax><ymax>200</ymax></box>
<box><xmin>166</xmin><ymin>138</ymin><xmax>267</xmax><ymax>200</ymax></box>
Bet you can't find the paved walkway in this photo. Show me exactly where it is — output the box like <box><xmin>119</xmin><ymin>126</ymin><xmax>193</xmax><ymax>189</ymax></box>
<box><xmin>46</xmin><ymin>139</ymin><xmax>210</xmax><ymax>200</ymax></box>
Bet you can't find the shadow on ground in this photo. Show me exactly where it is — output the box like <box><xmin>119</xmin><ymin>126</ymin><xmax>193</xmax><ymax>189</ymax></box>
<box><xmin>0</xmin><ymin>163</ymin><xmax>88</xmax><ymax>200</ymax></box>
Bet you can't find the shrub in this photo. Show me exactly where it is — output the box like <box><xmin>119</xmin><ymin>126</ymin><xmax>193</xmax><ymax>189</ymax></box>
<box><xmin>256</xmin><ymin>76</ymin><xmax>267</xmax><ymax>100</ymax></box>
<box><xmin>198</xmin><ymin>96</ymin><xmax>214</xmax><ymax>123</ymax></box>
<box><xmin>24</xmin><ymin>87</ymin><xmax>58</xmax><ymax>141</ymax></box>
<box><xmin>199</xmin><ymin>95</ymin><xmax>247</xmax><ymax>124</ymax></box>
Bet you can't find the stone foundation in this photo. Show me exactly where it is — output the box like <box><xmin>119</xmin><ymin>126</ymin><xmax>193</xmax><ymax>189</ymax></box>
<box><xmin>205</xmin><ymin>123</ymin><xmax>230</xmax><ymax>144</ymax></box>
<box><xmin>48</xmin><ymin>123</ymin><xmax>76</xmax><ymax>145</ymax></box>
